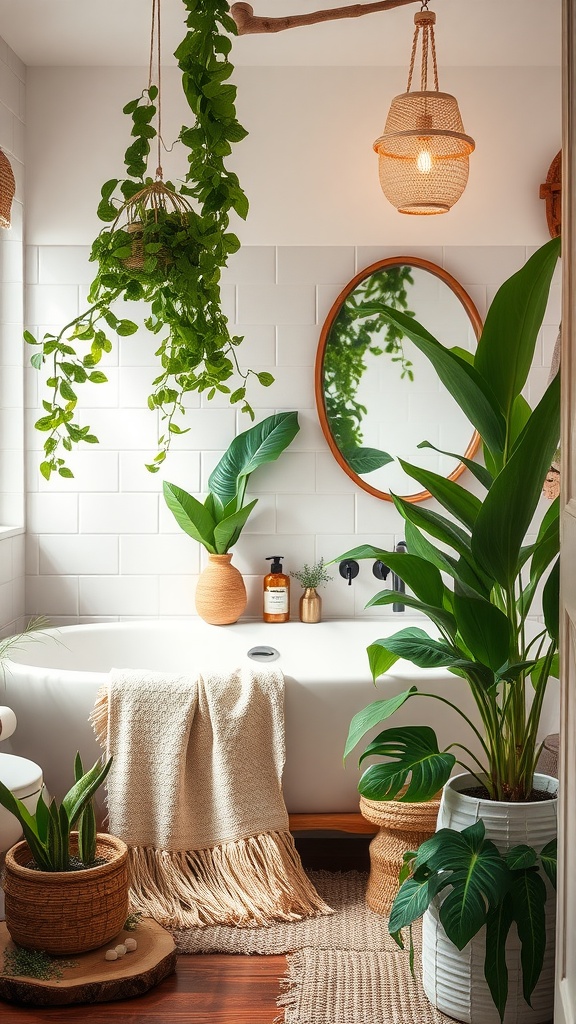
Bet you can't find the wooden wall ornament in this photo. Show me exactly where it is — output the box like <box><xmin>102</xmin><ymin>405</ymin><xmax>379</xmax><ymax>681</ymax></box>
<box><xmin>230</xmin><ymin>0</ymin><xmax>419</xmax><ymax>34</ymax></box>
<box><xmin>540</xmin><ymin>150</ymin><xmax>562</xmax><ymax>238</ymax></box>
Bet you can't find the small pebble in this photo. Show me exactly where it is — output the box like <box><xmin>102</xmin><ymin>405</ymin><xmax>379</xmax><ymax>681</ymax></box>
<box><xmin>115</xmin><ymin>944</ymin><xmax>127</xmax><ymax>956</ymax></box>
<box><xmin>124</xmin><ymin>938</ymin><xmax>137</xmax><ymax>951</ymax></box>
<box><xmin>105</xmin><ymin>950</ymin><xmax>118</xmax><ymax>961</ymax></box>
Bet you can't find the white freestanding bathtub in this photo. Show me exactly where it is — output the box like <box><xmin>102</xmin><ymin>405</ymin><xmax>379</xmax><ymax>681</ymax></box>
<box><xmin>3</xmin><ymin>619</ymin><xmax>559</xmax><ymax>816</ymax></box>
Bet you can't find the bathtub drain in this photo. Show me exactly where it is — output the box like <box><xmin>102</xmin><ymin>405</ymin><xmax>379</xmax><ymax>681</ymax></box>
<box><xmin>247</xmin><ymin>646</ymin><xmax>280</xmax><ymax>662</ymax></box>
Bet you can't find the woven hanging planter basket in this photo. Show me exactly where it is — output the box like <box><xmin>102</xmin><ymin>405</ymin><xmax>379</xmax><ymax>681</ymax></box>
<box><xmin>115</xmin><ymin>180</ymin><xmax>194</xmax><ymax>271</ymax></box>
<box><xmin>360</xmin><ymin>792</ymin><xmax>440</xmax><ymax>916</ymax></box>
<box><xmin>0</xmin><ymin>149</ymin><xmax>16</xmax><ymax>229</ymax></box>
<box><xmin>3</xmin><ymin>832</ymin><xmax>129</xmax><ymax>955</ymax></box>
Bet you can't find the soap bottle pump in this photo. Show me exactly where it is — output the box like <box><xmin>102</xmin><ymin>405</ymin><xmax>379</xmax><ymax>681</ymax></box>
<box><xmin>263</xmin><ymin>556</ymin><xmax>290</xmax><ymax>623</ymax></box>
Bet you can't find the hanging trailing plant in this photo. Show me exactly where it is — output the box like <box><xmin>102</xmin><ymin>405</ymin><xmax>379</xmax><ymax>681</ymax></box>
<box><xmin>26</xmin><ymin>0</ymin><xmax>271</xmax><ymax>480</ymax></box>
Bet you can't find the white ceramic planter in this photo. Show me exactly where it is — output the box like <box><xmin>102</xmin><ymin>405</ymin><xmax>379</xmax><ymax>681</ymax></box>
<box><xmin>422</xmin><ymin>772</ymin><xmax>558</xmax><ymax>1024</ymax></box>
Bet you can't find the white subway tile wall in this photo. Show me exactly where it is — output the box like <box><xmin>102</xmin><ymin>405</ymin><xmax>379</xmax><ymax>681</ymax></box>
<box><xmin>21</xmin><ymin>244</ymin><xmax>559</xmax><ymax>624</ymax></box>
<box><xmin>0</xmin><ymin>39</ymin><xmax>25</xmax><ymax>633</ymax></box>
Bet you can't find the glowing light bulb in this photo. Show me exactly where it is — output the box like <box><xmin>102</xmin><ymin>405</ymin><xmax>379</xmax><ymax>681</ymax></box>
<box><xmin>416</xmin><ymin>148</ymin><xmax>433</xmax><ymax>174</ymax></box>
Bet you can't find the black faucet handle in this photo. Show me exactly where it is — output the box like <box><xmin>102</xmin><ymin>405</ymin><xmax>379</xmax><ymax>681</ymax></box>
<box><xmin>372</xmin><ymin>560</ymin><xmax>390</xmax><ymax>581</ymax></box>
<box><xmin>339</xmin><ymin>559</ymin><xmax>360</xmax><ymax>585</ymax></box>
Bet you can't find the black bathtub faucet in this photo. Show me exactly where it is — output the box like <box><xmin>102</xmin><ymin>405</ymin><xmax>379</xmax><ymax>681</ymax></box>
<box><xmin>392</xmin><ymin>540</ymin><xmax>407</xmax><ymax>612</ymax></box>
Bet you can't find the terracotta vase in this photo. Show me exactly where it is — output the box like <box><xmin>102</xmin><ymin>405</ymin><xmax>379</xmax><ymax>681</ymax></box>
<box><xmin>299</xmin><ymin>587</ymin><xmax>321</xmax><ymax>623</ymax></box>
<box><xmin>195</xmin><ymin>553</ymin><xmax>247</xmax><ymax>625</ymax></box>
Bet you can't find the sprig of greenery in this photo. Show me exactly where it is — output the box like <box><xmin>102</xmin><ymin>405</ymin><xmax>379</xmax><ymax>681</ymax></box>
<box><xmin>26</xmin><ymin>1</ymin><xmax>270</xmax><ymax>480</ymax></box>
<box><xmin>290</xmin><ymin>558</ymin><xmax>333</xmax><ymax>589</ymax></box>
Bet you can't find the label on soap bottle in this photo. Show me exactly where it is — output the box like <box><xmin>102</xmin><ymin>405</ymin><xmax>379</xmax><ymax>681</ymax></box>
<box><xmin>264</xmin><ymin>587</ymin><xmax>289</xmax><ymax>614</ymax></box>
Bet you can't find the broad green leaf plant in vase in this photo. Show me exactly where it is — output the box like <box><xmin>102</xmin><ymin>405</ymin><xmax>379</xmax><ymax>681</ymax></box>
<box><xmin>164</xmin><ymin>411</ymin><xmax>299</xmax><ymax>624</ymax></box>
<box><xmin>339</xmin><ymin>237</ymin><xmax>561</xmax><ymax>1024</ymax></box>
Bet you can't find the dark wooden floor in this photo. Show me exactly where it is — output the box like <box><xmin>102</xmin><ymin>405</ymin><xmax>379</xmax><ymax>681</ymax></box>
<box><xmin>0</xmin><ymin>954</ymin><xmax>287</xmax><ymax>1024</ymax></box>
<box><xmin>0</xmin><ymin>838</ymin><xmax>370</xmax><ymax>1023</ymax></box>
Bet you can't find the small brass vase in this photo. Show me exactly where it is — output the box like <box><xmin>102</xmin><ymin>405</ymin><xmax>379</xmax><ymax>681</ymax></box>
<box><xmin>299</xmin><ymin>587</ymin><xmax>321</xmax><ymax>623</ymax></box>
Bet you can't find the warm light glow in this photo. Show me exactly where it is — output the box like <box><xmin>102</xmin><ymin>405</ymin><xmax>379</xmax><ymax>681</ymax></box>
<box><xmin>416</xmin><ymin>148</ymin><xmax>433</xmax><ymax>174</ymax></box>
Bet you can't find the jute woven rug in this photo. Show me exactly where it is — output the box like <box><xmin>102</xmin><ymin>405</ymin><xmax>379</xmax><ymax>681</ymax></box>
<box><xmin>174</xmin><ymin>870</ymin><xmax>453</xmax><ymax>1024</ymax></box>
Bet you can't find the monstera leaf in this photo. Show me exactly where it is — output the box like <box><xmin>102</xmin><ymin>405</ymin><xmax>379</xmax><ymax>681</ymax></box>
<box><xmin>357</xmin><ymin>725</ymin><xmax>455</xmax><ymax>802</ymax></box>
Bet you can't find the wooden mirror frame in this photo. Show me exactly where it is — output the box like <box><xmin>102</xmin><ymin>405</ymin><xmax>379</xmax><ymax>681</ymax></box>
<box><xmin>314</xmin><ymin>256</ymin><xmax>483</xmax><ymax>503</ymax></box>
<box><xmin>540</xmin><ymin>150</ymin><xmax>562</xmax><ymax>239</ymax></box>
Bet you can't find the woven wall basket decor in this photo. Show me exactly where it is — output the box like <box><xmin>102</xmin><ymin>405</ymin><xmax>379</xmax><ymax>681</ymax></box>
<box><xmin>0</xmin><ymin>149</ymin><xmax>15</xmax><ymax>229</ymax></box>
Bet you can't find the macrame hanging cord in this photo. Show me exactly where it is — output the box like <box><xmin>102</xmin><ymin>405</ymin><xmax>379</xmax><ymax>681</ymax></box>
<box><xmin>148</xmin><ymin>0</ymin><xmax>163</xmax><ymax>180</ymax></box>
<box><xmin>406</xmin><ymin>2</ymin><xmax>439</xmax><ymax>94</ymax></box>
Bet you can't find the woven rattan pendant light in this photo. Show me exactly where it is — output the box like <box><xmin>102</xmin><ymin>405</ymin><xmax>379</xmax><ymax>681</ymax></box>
<box><xmin>373</xmin><ymin>3</ymin><xmax>474</xmax><ymax>215</ymax></box>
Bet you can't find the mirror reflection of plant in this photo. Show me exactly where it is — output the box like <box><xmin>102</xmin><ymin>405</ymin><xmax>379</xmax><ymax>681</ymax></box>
<box><xmin>323</xmin><ymin>265</ymin><xmax>414</xmax><ymax>475</ymax></box>
<box><xmin>26</xmin><ymin>0</ymin><xmax>271</xmax><ymax>481</ymax></box>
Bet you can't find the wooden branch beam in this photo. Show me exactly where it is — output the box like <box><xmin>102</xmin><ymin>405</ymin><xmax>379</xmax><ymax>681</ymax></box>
<box><xmin>230</xmin><ymin>0</ymin><xmax>419</xmax><ymax>35</ymax></box>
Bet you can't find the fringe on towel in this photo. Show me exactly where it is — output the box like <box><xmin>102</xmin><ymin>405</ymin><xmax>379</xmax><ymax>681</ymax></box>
<box><xmin>128</xmin><ymin>832</ymin><xmax>334</xmax><ymax>929</ymax></box>
<box><xmin>89</xmin><ymin>684</ymin><xmax>333</xmax><ymax>929</ymax></box>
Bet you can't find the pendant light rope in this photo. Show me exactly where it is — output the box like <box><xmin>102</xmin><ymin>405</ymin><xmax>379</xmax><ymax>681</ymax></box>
<box><xmin>148</xmin><ymin>0</ymin><xmax>163</xmax><ymax>180</ymax></box>
<box><xmin>406</xmin><ymin>11</ymin><xmax>439</xmax><ymax>93</ymax></box>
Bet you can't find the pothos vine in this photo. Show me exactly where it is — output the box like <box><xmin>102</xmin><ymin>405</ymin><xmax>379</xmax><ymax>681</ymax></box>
<box><xmin>26</xmin><ymin>0</ymin><xmax>270</xmax><ymax>480</ymax></box>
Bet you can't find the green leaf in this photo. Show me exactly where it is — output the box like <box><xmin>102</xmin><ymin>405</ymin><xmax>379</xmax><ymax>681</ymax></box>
<box><xmin>341</xmin><ymin>445</ymin><xmax>393</xmax><ymax>474</ymax></box>
<box><xmin>208</xmin><ymin>411</ymin><xmax>299</xmax><ymax>506</ymax></box>
<box><xmin>367</xmin><ymin>640</ymin><xmax>401</xmax><ymax>681</ymax></box>
<box><xmin>398</xmin><ymin>459</ymin><xmax>482</xmax><ymax>531</ymax></box>
<box><xmin>485</xmin><ymin>894</ymin><xmax>514</xmax><ymax>1022</ymax></box>
<box><xmin>417</xmin><ymin>440</ymin><xmax>493</xmax><ymax>489</ymax></box>
<box><xmin>61</xmin><ymin>757</ymin><xmax>112</xmax><ymax>829</ymax></box>
<box><xmin>30</xmin><ymin>351</ymin><xmax>43</xmax><ymax>370</ymax></box>
<box><xmin>358</xmin><ymin>725</ymin><xmax>455</xmax><ymax>802</ymax></box>
<box><xmin>117</xmin><ymin>320</ymin><xmax>139</xmax><ymax>336</ymax></box>
<box><xmin>366</xmin><ymin>591</ymin><xmax>456</xmax><ymax>636</ymax></box>
<box><xmin>163</xmin><ymin>481</ymin><xmax>217</xmax><ymax>552</ymax></box>
<box><xmin>471</xmin><ymin>375</ymin><xmax>560</xmax><ymax>589</ymax></box>
<box><xmin>539</xmin><ymin>839</ymin><xmax>557</xmax><ymax>890</ymax></box>
<box><xmin>382</xmin><ymin>627</ymin><xmax>460</xmax><ymax>669</ymax></box>
<box><xmin>542</xmin><ymin>557</ymin><xmax>560</xmax><ymax>641</ymax></box>
<box><xmin>388</xmin><ymin>871</ymin><xmax>447</xmax><ymax>934</ymax></box>
<box><xmin>422</xmin><ymin>823</ymin><xmax>510</xmax><ymax>949</ymax></box>
<box><xmin>88</xmin><ymin>371</ymin><xmax>108</xmax><ymax>384</ymax></box>
<box><xmin>213</xmin><ymin>497</ymin><xmax>258</xmax><ymax>553</ymax></box>
<box><xmin>256</xmin><ymin>371</ymin><xmax>274</xmax><ymax>387</ymax></box>
<box><xmin>474</xmin><ymin>237</ymin><xmax>560</xmax><ymax>423</ymax></box>
<box><xmin>506</xmin><ymin>846</ymin><xmax>537</xmax><ymax>870</ymax></box>
<box><xmin>452</xmin><ymin>591</ymin><xmax>512</xmax><ymax>671</ymax></box>
<box><xmin>510</xmin><ymin>868</ymin><xmax>547</xmax><ymax>1005</ymax></box>
<box><xmin>344</xmin><ymin>687</ymin><xmax>417</xmax><ymax>760</ymax></box>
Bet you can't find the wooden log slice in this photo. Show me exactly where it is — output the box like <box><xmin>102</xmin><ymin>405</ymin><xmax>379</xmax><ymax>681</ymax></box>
<box><xmin>0</xmin><ymin>918</ymin><xmax>177</xmax><ymax>1006</ymax></box>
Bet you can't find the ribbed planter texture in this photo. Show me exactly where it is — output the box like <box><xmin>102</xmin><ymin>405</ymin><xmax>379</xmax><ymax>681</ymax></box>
<box><xmin>4</xmin><ymin>832</ymin><xmax>129</xmax><ymax>955</ymax></box>
<box><xmin>422</xmin><ymin>773</ymin><xmax>558</xmax><ymax>1024</ymax></box>
<box><xmin>360</xmin><ymin>793</ymin><xmax>440</xmax><ymax>916</ymax></box>
<box><xmin>195</xmin><ymin>553</ymin><xmax>247</xmax><ymax>625</ymax></box>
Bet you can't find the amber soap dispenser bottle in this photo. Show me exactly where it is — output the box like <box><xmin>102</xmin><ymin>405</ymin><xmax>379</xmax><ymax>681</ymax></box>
<box><xmin>263</xmin><ymin>556</ymin><xmax>290</xmax><ymax>623</ymax></box>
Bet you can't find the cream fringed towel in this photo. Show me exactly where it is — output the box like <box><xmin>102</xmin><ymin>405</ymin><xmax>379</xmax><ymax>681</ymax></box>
<box><xmin>90</xmin><ymin>666</ymin><xmax>332</xmax><ymax>929</ymax></box>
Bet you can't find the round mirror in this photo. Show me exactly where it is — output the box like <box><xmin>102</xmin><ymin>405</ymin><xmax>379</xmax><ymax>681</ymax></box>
<box><xmin>315</xmin><ymin>257</ymin><xmax>482</xmax><ymax>503</ymax></box>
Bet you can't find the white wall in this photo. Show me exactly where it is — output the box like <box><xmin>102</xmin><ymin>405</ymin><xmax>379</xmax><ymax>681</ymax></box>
<box><xmin>21</xmin><ymin>65</ymin><xmax>561</xmax><ymax>623</ymax></box>
<box><xmin>0</xmin><ymin>36</ymin><xmax>25</xmax><ymax>633</ymax></box>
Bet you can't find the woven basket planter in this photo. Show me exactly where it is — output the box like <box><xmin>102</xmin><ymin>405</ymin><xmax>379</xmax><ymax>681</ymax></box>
<box><xmin>4</xmin><ymin>832</ymin><xmax>129</xmax><ymax>955</ymax></box>
<box><xmin>360</xmin><ymin>793</ymin><xmax>441</xmax><ymax>916</ymax></box>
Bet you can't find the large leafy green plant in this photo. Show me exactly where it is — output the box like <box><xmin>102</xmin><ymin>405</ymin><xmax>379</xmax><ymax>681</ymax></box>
<box><xmin>0</xmin><ymin>754</ymin><xmax>112</xmax><ymax>871</ymax></box>
<box><xmin>26</xmin><ymin>0</ymin><xmax>272</xmax><ymax>481</ymax></box>
<box><xmin>163</xmin><ymin>411</ymin><xmax>299</xmax><ymax>553</ymax></box>
<box><xmin>341</xmin><ymin>236</ymin><xmax>561</xmax><ymax>804</ymax></box>
<box><xmin>389</xmin><ymin>819</ymin><xmax>557</xmax><ymax>1022</ymax></box>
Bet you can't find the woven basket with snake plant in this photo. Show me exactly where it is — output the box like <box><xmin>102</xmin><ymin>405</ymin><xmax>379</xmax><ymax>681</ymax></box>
<box><xmin>4</xmin><ymin>832</ymin><xmax>129</xmax><ymax>955</ymax></box>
